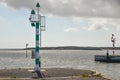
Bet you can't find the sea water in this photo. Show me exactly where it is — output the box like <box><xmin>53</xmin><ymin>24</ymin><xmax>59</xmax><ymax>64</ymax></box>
<box><xmin>0</xmin><ymin>50</ymin><xmax>120</xmax><ymax>80</ymax></box>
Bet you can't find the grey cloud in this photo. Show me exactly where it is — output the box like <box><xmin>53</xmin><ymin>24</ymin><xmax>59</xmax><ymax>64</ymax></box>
<box><xmin>0</xmin><ymin>0</ymin><xmax>36</xmax><ymax>9</ymax></box>
<box><xmin>0</xmin><ymin>0</ymin><xmax>120</xmax><ymax>18</ymax></box>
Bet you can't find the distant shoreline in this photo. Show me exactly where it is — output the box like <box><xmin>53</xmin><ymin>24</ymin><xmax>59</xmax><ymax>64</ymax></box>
<box><xmin>0</xmin><ymin>46</ymin><xmax>120</xmax><ymax>50</ymax></box>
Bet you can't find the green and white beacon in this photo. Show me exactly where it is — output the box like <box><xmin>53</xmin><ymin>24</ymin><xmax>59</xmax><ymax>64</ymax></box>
<box><xmin>29</xmin><ymin>2</ymin><xmax>45</xmax><ymax>72</ymax></box>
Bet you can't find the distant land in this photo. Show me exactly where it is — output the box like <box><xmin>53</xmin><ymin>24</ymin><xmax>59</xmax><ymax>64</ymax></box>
<box><xmin>0</xmin><ymin>46</ymin><xmax>120</xmax><ymax>50</ymax></box>
<box><xmin>40</xmin><ymin>46</ymin><xmax>120</xmax><ymax>50</ymax></box>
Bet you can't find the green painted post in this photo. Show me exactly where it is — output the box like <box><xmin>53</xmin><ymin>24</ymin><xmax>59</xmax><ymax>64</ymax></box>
<box><xmin>35</xmin><ymin>22</ymin><xmax>40</xmax><ymax>67</ymax></box>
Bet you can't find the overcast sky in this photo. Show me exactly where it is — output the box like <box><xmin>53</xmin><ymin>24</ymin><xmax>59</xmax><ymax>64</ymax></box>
<box><xmin>1</xmin><ymin>0</ymin><xmax>120</xmax><ymax>17</ymax></box>
<box><xmin>0</xmin><ymin>0</ymin><xmax>120</xmax><ymax>48</ymax></box>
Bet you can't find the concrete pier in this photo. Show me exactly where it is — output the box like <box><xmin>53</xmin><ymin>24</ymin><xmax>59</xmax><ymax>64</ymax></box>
<box><xmin>95</xmin><ymin>55</ymin><xmax>120</xmax><ymax>62</ymax></box>
<box><xmin>0</xmin><ymin>68</ymin><xmax>109</xmax><ymax>80</ymax></box>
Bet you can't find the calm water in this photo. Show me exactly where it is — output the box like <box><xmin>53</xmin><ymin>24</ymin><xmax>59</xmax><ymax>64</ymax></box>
<box><xmin>0</xmin><ymin>50</ymin><xmax>120</xmax><ymax>80</ymax></box>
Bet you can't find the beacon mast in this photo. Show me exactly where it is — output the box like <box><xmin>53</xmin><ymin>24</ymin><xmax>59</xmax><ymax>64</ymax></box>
<box><xmin>111</xmin><ymin>34</ymin><xmax>115</xmax><ymax>55</ymax></box>
<box><xmin>29</xmin><ymin>2</ymin><xmax>45</xmax><ymax>72</ymax></box>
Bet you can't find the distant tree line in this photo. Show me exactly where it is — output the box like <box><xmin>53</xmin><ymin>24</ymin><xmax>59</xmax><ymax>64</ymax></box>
<box><xmin>27</xmin><ymin>46</ymin><xmax>120</xmax><ymax>50</ymax></box>
<box><xmin>1</xmin><ymin>46</ymin><xmax>120</xmax><ymax>50</ymax></box>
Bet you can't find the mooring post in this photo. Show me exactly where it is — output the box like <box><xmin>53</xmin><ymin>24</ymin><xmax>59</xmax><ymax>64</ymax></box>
<box><xmin>26</xmin><ymin>43</ymin><xmax>28</xmax><ymax>58</ymax></box>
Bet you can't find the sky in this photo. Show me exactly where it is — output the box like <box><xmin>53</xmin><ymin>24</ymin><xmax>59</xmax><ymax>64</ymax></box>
<box><xmin>0</xmin><ymin>0</ymin><xmax>120</xmax><ymax>48</ymax></box>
